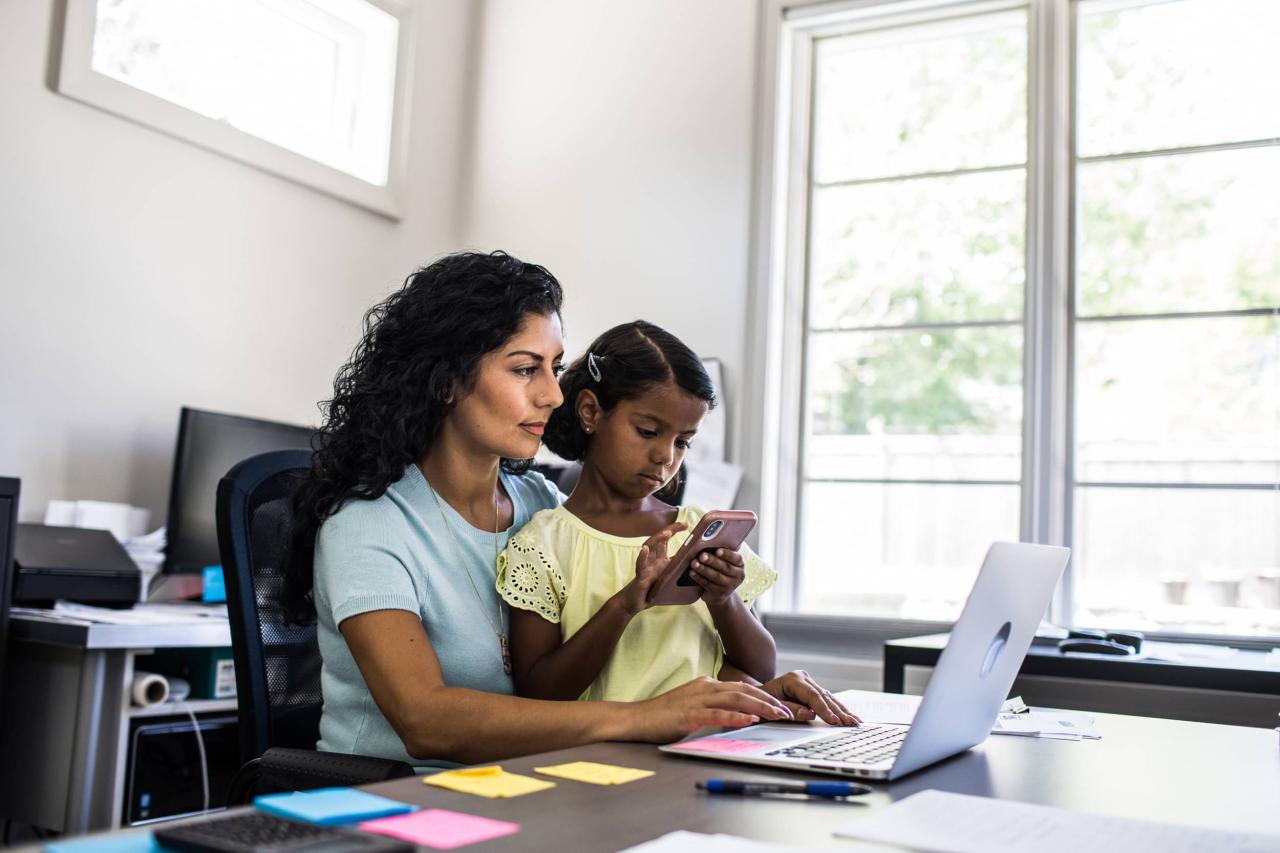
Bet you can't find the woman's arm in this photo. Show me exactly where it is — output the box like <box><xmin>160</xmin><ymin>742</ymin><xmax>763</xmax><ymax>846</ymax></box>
<box><xmin>341</xmin><ymin>609</ymin><xmax>795</xmax><ymax>764</ymax></box>
<box><xmin>690</xmin><ymin>548</ymin><xmax>776</xmax><ymax>683</ymax></box>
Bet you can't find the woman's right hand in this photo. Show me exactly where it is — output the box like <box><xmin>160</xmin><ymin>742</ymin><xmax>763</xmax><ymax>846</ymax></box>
<box><xmin>621</xmin><ymin>676</ymin><xmax>795</xmax><ymax>743</ymax></box>
<box><xmin>615</xmin><ymin>522</ymin><xmax>687</xmax><ymax>615</ymax></box>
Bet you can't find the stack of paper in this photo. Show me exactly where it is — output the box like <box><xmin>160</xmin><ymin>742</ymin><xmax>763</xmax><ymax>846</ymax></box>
<box><xmin>834</xmin><ymin>789</ymin><xmax>1280</xmax><ymax>853</ymax></box>
<box><xmin>992</xmin><ymin>709</ymin><xmax>1101</xmax><ymax>740</ymax></box>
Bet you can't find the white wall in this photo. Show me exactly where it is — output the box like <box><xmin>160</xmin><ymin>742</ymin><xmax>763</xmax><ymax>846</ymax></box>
<box><xmin>0</xmin><ymin>0</ymin><xmax>479</xmax><ymax>523</ymax></box>
<box><xmin>460</xmin><ymin>0</ymin><xmax>761</xmax><ymax>485</ymax></box>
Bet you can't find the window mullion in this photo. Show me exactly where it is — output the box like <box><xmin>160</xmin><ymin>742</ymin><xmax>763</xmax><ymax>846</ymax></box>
<box><xmin>1023</xmin><ymin>0</ymin><xmax>1074</xmax><ymax>623</ymax></box>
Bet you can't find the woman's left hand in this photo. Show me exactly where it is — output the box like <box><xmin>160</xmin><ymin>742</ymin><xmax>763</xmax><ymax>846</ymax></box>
<box><xmin>759</xmin><ymin>670</ymin><xmax>861</xmax><ymax>726</ymax></box>
<box><xmin>689</xmin><ymin>548</ymin><xmax>747</xmax><ymax>606</ymax></box>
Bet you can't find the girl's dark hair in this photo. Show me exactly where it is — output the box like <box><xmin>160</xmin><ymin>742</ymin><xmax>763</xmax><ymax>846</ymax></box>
<box><xmin>282</xmin><ymin>251</ymin><xmax>563</xmax><ymax>624</ymax></box>
<box><xmin>543</xmin><ymin>320</ymin><xmax>715</xmax><ymax>463</ymax></box>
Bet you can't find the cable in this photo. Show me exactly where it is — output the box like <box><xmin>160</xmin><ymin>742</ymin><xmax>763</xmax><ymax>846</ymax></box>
<box><xmin>182</xmin><ymin>705</ymin><xmax>211</xmax><ymax>815</ymax></box>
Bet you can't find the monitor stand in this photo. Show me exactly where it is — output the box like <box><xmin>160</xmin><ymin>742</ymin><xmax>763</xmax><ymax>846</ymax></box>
<box><xmin>146</xmin><ymin>573</ymin><xmax>205</xmax><ymax>602</ymax></box>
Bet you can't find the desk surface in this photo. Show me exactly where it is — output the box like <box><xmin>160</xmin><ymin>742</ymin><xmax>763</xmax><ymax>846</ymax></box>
<box><xmin>884</xmin><ymin>632</ymin><xmax>1280</xmax><ymax>695</ymax></box>
<box><xmin>8</xmin><ymin>608</ymin><xmax>231</xmax><ymax>649</ymax></box>
<box><xmin>346</xmin><ymin>711</ymin><xmax>1280</xmax><ymax>851</ymax></box>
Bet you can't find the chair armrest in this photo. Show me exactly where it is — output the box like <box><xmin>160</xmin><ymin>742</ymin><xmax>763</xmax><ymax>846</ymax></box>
<box><xmin>228</xmin><ymin>747</ymin><xmax>416</xmax><ymax>803</ymax></box>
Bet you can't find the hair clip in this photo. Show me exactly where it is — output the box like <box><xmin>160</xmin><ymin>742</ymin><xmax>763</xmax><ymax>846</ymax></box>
<box><xmin>587</xmin><ymin>352</ymin><xmax>603</xmax><ymax>382</ymax></box>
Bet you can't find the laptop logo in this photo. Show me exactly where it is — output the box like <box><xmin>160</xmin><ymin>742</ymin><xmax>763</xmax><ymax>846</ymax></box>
<box><xmin>980</xmin><ymin>622</ymin><xmax>1011</xmax><ymax>678</ymax></box>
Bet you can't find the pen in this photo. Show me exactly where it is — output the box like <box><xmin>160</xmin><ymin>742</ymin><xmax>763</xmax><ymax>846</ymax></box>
<box><xmin>697</xmin><ymin>780</ymin><xmax>872</xmax><ymax>798</ymax></box>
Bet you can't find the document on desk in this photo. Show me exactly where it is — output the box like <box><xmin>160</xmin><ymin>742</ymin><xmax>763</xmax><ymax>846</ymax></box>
<box><xmin>834</xmin><ymin>689</ymin><xmax>922</xmax><ymax>725</ymax></box>
<box><xmin>48</xmin><ymin>601</ymin><xmax>227</xmax><ymax>624</ymax></box>
<box><xmin>834</xmin><ymin>789</ymin><xmax>1280</xmax><ymax>853</ymax></box>
<box><xmin>619</xmin><ymin>830</ymin><xmax>815</xmax><ymax>852</ymax></box>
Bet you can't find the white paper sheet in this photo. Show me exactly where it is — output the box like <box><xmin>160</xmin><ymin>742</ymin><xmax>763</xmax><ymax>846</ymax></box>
<box><xmin>833</xmin><ymin>688</ymin><xmax>922</xmax><ymax>725</ymax></box>
<box><xmin>619</xmin><ymin>830</ymin><xmax>818</xmax><ymax>853</ymax></box>
<box><xmin>834</xmin><ymin>789</ymin><xmax>1280</xmax><ymax>853</ymax></box>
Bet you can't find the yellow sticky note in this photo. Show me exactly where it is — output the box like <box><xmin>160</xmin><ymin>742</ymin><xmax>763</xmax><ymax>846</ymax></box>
<box><xmin>423</xmin><ymin>765</ymin><xmax>555</xmax><ymax>798</ymax></box>
<box><xmin>533</xmin><ymin>761</ymin><xmax>655</xmax><ymax>786</ymax></box>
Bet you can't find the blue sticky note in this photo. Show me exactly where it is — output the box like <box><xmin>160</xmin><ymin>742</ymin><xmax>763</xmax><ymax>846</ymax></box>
<box><xmin>254</xmin><ymin>787</ymin><xmax>415</xmax><ymax>826</ymax></box>
<box><xmin>45</xmin><ymin>832</ymin><xmax>160</xmax><ymax>852</ymax></box>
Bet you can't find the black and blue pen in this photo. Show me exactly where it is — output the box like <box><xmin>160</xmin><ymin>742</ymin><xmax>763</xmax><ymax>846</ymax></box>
<box><xmin>697</xmin><ymin>780</ymin><xmax>872</xmax><ymax>798</ymax></box>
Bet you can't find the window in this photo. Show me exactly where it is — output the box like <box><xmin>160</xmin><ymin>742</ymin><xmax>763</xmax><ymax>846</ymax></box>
<box><xmin>762</xmin><ymin>0</ymin><xmax>1280</xmax><ymax>637</ymax></box>
<box><xmin>57</xmin><ymin>0</ymin><xmax>413</xmax><ymax>218</ymax></box>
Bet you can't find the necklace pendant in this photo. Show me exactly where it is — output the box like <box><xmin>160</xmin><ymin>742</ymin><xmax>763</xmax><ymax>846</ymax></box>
<box><xmin>500</xmin><ymin>633</ymin><xmax>512</xmax><ymax>675</ymax></box>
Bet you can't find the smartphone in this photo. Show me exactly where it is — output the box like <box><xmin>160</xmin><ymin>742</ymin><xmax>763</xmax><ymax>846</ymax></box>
<box><xmin>646</xmin><ymin>510</ymin><xmax>758</xmax><ymax>606</ymax></box>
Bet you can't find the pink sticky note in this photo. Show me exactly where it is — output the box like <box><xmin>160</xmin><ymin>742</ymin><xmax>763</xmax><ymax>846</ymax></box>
<box><xmin>669</xmin><ymin>737</ymin><xmax>765</xmax><ymax>754</ymax></box>
<box><xmin>360</xmin><ymin>808</ymin><xmax>519</xmax><ymax>850</ymax></box>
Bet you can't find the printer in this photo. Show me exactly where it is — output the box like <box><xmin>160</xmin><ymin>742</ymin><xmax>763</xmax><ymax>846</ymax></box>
<box><xmin>13</xmin><ymin>523</ymin><xmax>141</xmax><ymax>607</ymax></box>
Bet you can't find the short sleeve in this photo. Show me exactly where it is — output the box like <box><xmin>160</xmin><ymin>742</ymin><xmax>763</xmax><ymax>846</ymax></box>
<box><xmin>496</xmin><ymin>524</ymin><xmax>566</xmax><ymax>624</ymax></box>
<box><xmin>736</xmin><ymin>545</ymin><xmax>777</xmax><ymax>608</ymax></box>
<box><xmin>315</xmin><ymin>508</ymin><xmax>421</xmax><ymax>627</ymax></box>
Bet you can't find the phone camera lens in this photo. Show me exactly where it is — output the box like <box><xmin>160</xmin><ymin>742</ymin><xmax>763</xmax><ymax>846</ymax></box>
<box><xmin>702</xmin><ymin>520</ymin><xmax>723</xmax><ymax>540</ymax></box>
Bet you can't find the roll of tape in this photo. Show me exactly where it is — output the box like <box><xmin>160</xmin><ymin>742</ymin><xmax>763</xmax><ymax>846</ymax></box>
<box><xmin>167</xmin><ymin>676</ymin><xmax>192</xmax><ymax>703</ymax></box>
<box><xmin>132</xmin><ymin>671</ymin><xmax>169</xmax><ymax>707</ymax></box>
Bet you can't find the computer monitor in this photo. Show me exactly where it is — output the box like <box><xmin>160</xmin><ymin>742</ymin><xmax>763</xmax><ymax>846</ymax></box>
<box><xmin>154</xmin><ymin>408</ymin><xmax>314</xmax><ymax>598</ymax></box>
<box><xmin>0</xmin><ymin>477</ymin><xmax>19</xmax><ymax>707</ymax></box>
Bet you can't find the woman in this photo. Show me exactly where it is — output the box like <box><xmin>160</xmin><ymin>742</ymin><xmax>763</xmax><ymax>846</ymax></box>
<box><xmin>283</xmin><ymin>251</ymin><xmax>852</xmax><ymax>767</ymax></box>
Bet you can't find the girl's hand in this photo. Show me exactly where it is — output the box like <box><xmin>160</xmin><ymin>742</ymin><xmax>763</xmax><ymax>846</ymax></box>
<box><xmin>625</xmin><ymin>676</ymin><xmax>794</xmax><ymax>742</ymax></box>
<box><xmin>689</xmin><ymin>547</ymin><xmax>747</xmax><ymax>607</ymax></box>
<box><xmin>616</xmin><ymin>522</ymin><xmax>687</xmax><ymax>616</ymax></box>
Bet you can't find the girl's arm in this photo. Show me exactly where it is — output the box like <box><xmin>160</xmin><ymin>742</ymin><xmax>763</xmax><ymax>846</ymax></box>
<box><xmin>690</xmin><ymin>548</ymin><xmax>777</xmax><ymax>683</ymax></box>
<box><xmin>509</xmin><ymin>523</ymin><xmax>687</xmax><ymax>700</ymax></box>
<box><xmin>508</xmin><ymin>598</ymin><xmax>635</xmax><ymax>700</ymax></box>
<box><xmin>341</xmin><ymin>608</ymin><xmax>794</xmax><ymax>763</ymax></box>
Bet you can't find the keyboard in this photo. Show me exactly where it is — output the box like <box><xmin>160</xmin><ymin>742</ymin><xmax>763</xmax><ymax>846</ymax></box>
<box><xmin>766</xmin><ymin>725</ymin><xmax>908</xmax><ymax>766</ymax></box>
<box><xmin>153</xmin><ymin>810</ymin><xmax>413</xmax><ymax>853</ymax></box>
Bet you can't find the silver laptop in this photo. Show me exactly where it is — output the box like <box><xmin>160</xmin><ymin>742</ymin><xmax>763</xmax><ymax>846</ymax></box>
<box><xmin>660</xmin><ymin>541</ymin><xmax>1070</xmax><ymax>781</ymax></box>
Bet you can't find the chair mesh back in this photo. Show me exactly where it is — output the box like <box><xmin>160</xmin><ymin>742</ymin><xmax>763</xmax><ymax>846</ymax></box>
<box><xmin>245</xmin><ymin>470</ymin><xmax>322</xmax><ymax>751</ymax></box>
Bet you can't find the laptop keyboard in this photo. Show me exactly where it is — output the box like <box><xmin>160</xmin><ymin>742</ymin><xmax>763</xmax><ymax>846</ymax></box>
<box><xmin>766</xmin><ymin>725</ymin><xmax>907</xmax><ymax>765</ymax></box>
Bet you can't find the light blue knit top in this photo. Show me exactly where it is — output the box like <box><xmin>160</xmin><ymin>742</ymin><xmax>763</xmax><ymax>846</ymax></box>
<box><xmin>313</xmin><ymin>464</ymin><xmax>562</xmax><ymax>767</ymax></box>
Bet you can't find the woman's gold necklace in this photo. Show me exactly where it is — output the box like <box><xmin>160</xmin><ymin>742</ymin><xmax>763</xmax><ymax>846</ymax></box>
<box><xmin>426</xmin><ymin>479</ymin><xmax>511</xmax><ymax>675</ymax></box>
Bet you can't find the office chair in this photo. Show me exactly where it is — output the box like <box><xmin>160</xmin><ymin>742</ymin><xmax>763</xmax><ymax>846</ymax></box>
<box><xmin>216</xmin><ymin>450</ymin><xmax>413</xmax><ymax>803</ymax></box>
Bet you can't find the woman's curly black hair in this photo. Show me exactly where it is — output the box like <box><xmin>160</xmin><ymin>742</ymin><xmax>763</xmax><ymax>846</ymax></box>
<box><xmin>542</xmin><ymin>320</ymin><xmax>715</xmax><ymax>464</ymax></box>
<box><xmin>282</xmin><ymin>251</ymin><xmax>563</xmax><ymax>624</ymax></box>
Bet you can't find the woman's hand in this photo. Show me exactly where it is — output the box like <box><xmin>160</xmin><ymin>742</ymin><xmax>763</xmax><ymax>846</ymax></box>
<box><xmin>615</xmin><ymin>522</ymin><xmax>687</xmax><ymax>615</ymax></box>
<box><xmin>759</xmin><ymin>670</ymin><xmax>861</xmax><ymax>726</ymax></box>
<box><xmin>689</xmin><ymin>547</ymin><xmax>747</xmax><ymax>607</ymax></box>
<box><xmin>623</xmin><ymin>676</ymin><xmax>795</xmax><ymax>743</ymax></box>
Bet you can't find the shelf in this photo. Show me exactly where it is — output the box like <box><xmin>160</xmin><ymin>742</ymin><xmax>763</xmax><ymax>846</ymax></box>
<box><xmin>128</xmin><ymin>698</ymin><xmax>237</xmax><ymax>719</ymax></box>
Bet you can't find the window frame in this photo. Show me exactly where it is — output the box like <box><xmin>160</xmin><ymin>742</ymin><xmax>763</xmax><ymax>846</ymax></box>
<box><xmin>55</xmin><ymin>0</ymin><xmax>416</xmax><ymax>220</ymax></box>
<box><xmin>748</xmin><ymin>0</ymin><xmax>1278</xmax><ymax>644</ymax></box>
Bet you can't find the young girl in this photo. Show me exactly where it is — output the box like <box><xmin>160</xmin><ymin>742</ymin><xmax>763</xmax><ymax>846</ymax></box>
<box><xmin>497</xmin><ymin>321</ymin><xmax>858</xmax><ymax>725</ymax></box>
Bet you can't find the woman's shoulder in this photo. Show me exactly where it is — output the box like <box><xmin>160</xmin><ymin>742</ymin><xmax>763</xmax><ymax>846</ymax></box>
<box><xmin>504</xmin><ymin>467</ymin><xmax>566</xmax><ymax>513</ymax></box>
<box><xmin>317</xmin><ymin>480</ymin><xmax>417</xmax><ymax>551</ymax></box>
